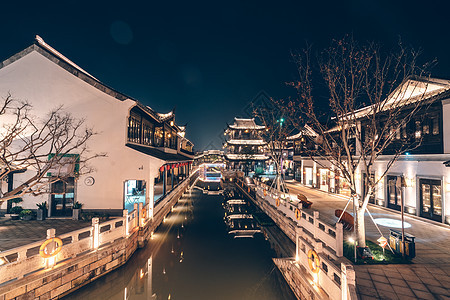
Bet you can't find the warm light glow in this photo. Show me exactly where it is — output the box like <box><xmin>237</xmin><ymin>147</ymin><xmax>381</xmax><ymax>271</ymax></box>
<box><xmin>48</xmin><ymin>256</ymin><xmax>56</xmax><ymax>268</ymax></box>
<box><xmin>374</xmin><ymin>218</ymin><xmax>411</xmax><ymax>228</ymax></box>
<box><xmin>348</xmin><ymin>237</ymin><xmax>354</xmax><ymax>244</ymax></box>
<box><xmin>170</xmin><ymin>121</ymin><xmax>174</xmax><ymax>126</ymax></box>
<box><xmin>140</xmin><ymin>269</ymin><xmax>144</xmax><ymax>279</ymax></box>
<box><xmin>313</xmin><ymin>273</ymin><xmax>318</xmax><ymax>285</ymax></box>
<box><xmin>151</xmin><ymin>232</ymin><xmax>154</xmax><ymax>239</ymax></box>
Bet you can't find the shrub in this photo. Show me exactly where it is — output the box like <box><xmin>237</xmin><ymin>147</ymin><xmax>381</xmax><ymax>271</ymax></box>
<box><xmin>11</xmin><ymin>198</ymin><xmax>23</xmax><ymax>204</ymax></box>
<box><xmin>19</xmin><ymin>209</ymin><xmax>33</xmax><ymax>217</ymax></box>
<box><xmin>10</xmin><ymin>206</ymin><xmax>23</xmax><ymax>214</ymax></box>
<box><xmin>73</xmin><ymin>201</ymin><xmax>83</xmax><ymax>209</ymax></box>
<box><xmin>36</xmin><ymin>201</ymin><xmax>47</xmax><ymax>210</ymax></box>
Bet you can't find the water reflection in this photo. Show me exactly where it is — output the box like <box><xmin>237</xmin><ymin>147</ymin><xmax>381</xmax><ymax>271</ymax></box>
<box><xmin>65</xmin><ymin>185</ymin><xmax>295</xmax><ymax>300</ymax></box>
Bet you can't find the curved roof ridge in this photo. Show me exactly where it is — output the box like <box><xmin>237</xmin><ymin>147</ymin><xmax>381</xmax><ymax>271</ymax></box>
<box><xmin>35</xmin><ymin>35</ymin><xmax>98</xmax><ymax>81</ymax></box>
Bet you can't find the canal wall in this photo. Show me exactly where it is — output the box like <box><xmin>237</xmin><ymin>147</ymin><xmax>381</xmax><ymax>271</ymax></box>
<box><xmin>0</xmin><ymin>172</ymin><xmax>198</xmax><ymax>300</ymax></box>
<box><xmin>235</xmin><ymin>178</ymin><xmax>357</xmax><ymax>300</ymax></box>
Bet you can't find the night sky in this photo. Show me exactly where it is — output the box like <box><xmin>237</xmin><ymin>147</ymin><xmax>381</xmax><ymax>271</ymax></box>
<box><xmin>1</xmin><ymin>0</ymin><xmax>449</xmax><ymax>150</ymax></box>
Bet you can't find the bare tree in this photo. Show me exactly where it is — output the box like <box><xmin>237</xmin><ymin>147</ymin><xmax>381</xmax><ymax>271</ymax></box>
<box><xmin>290</xmin><ymin>36</ymin><xmax>437</xmax><ymax>247</ymax></box>
<box><xmin>0</xmin><ymin>93</ymin><xmax>104</xmax><ymax>208</ymax></box>
<box><xmin>253</xmin><ymin>97</ymin><xmax>300</xmax><ymax>197</ymax></box>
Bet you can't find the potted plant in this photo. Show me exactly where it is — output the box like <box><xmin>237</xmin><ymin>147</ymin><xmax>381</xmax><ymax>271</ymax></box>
<box><xmin>72</xmin><ymin>201</ymin><xmax>83</xmax><ymax>220</ymax></box>
<box><xmin>19</xmin><ymin>209</ymin><xmax>34</xmax><ymax>220</ymax></box>
<box><xmin>9</xmin><ymin>206</ymin><xmax>23</xmax><ymax>220</ymax></box>
<box><xmin>36</xmin><ymin>201</ymin><xmax>47</xmax><ymax>220</ymax></box>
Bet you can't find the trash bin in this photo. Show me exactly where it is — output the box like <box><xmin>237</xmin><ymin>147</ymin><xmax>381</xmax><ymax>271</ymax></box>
<box><xmin>389</xmin><ymin>229</ymin><xmax>416</xmax><ymax>259</ymax></box>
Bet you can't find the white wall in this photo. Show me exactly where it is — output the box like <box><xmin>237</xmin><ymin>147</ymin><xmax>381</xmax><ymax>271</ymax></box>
<box><xmin>442</xmin><ymin>99</ymin><xmax>450</xmax><ymax>154</ymax></box>
<box><xmin>0</xmin><ymin>51</ymin><xmax>164</xmax><ymax>211</ymax></box>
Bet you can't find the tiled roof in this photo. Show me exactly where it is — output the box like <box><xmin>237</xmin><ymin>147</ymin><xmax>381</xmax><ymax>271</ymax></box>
<box><xmin>228</xmin><ymin>118</ymin><xmax>265</xmax><ymax>130</ymax></box>
<box><xmin>227</xmin><ymin>139</ymin><xmax>266</xmax><ymax>145</ymax></box>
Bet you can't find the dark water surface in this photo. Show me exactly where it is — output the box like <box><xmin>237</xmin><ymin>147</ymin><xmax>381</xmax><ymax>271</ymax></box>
<box><xmin>65</xmin><ymin>188</ymin><xmax>296</xmax><ymax>300</ymax></box>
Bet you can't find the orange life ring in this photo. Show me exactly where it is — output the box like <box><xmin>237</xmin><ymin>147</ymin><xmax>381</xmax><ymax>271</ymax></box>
<box><xmin>295</xmin><ymin>208</ymin><xmax>301</xmax><ymax>221</ymax></box>
<box><xmin>307</xmin><ymin>249</ymin><xmax>320</xmax><ymax>274</ymax></box>
<box><xmin>39</xmin><ymin>237</ymin><xmax>63</xmax><ymax>258</ymax></box>
<box><xmin>276</xmin><ymin>198</ymin><xmax>280</xmax><ymax>207</ymax></box>
<box><xmin>264</xmin><ymin>190</ymin><xmax>267</xmax><ymax>196</ymax></box>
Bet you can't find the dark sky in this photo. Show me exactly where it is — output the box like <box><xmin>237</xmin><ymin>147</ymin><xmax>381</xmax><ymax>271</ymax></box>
<box><xmin>1</xmin><ymin>0</ymin><xmax>449</xmax><ymax>150</ymax></box>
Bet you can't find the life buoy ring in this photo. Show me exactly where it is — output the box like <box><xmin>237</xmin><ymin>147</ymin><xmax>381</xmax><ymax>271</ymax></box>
<box><xmin>307</xmin><ymin>249</ymin><xmax>320</xmax><ymax>274</ymax></box>
<box><xmin>39</xmin><ymin>237</ymin><xmax>63</xmax><ymax>258</ymax></box>
<box><xmin>295</xmin><ymin>208</ymin><xmax>301</xmax><ymax>221</ymax></box>
<box><xmin>276</xmin><ymin>198</ymin><xmax>280</xmax><ymax>207</ymax></box>
<box><xmin>264</xmin><ymin>190</ymin><xmax>267</xmax><ymax>196</ymax></box>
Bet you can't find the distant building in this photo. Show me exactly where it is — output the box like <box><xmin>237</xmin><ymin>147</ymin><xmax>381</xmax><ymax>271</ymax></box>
<box><xmin>194</xmin><ymin>150</ymin><xmax>225</xmax><ymax>165</ymax></box>
<box><xmin>224</xmin><ymin>118</ymin><xmax>268</xmax><ymax>174</ymax></box>
<box><xmin>0</xmin><ymin>36</ymin><xmax>194</xmax><ymax>217</ymax></box>
<box><xmin>292</xmin><ymin>77</ymin><xmax>450</xmax><ymax>225</ymax></box>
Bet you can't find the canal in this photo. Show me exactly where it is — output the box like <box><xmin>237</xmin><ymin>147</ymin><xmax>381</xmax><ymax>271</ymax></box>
<box><xmin>65</xmin><ymin>185</ymin><xmax>296</xmax><ymax>300</ymax></box>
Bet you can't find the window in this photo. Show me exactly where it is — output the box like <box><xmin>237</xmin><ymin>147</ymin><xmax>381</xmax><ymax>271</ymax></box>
<box><xmin>423</xmin><ymin>122</ymin><xmax>430</xmax><ymax>135</ymax></box>
<box><xmin>154</xmin><ymin>127</ymin><xmax>163</xmax><ymax>147</ymax></box>
<box><xmin>402</xmin><ymin>123</ymin><xmax>407</xmax><ymax>139</ymax></box>
<box><xmin>420</xmin><ymin>179</ymin><xmax>442</xmax><ymax>222</ymax></box>
<box><xmin>128</xmin><ymin>115</ymin><xmax>141</xmax><ymax>143</ymax></box>
<box><xmin>415</xmin><ymin>120</ymin><xmax>421</xmax><ymax>139</ymax></box>
<box><xmin>432</xmin><ymin>117</ymin><xmax>439</xmax><ymax>135</ymax></box>
<box><xmin>142</xmin><ymin>121</ymin><xmax>154</xmax><ymax>146</ymax></box>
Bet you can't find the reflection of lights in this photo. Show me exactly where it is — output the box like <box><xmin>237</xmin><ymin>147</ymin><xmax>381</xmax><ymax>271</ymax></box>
<box><xmin>348</xmin><ymin>237</ymin><xmax>354</xmax><ymax>244</ymax></box>
<box><xmin>163</xmin><ymin>267</ymin><xmax>166</xmax><ymax>274</ymax></box>
<box><xmin>374</xmin><ymin>218</ymin><xmax>411</xmax><ymax>228</ymax></box>
<box><xmin>140</xmin><ymin>269</ymin><xmax>144</xmax><ymax>279</ymax></box>
<box><xmin>151</xmin><ymin>232</ymin><xmax>154</xmax><ymax>240</ymax></box>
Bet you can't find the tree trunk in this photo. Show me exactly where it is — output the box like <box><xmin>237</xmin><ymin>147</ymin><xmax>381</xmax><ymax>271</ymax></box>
<box><xmin>355</xmin><ymin>206</ymin><xmax>366</xmax><ymax>247</ymax></box>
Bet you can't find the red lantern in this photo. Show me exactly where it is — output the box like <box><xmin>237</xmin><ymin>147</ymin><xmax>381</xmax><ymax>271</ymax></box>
<box><xmin>159</xmin><ymin>166</ymin><xmax>164</xmax><ymax>172</ymax></box>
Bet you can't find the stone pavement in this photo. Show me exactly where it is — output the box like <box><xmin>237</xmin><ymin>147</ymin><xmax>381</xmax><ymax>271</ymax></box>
<box><xmin>0</xmin><ymin>218</ymin><xmax>91</xmax><ymax>251</ymax></box>
<box><xmin>285</xmin><ymin>180</ymin><xmax>450</xmax><ymax>300</ymax></box>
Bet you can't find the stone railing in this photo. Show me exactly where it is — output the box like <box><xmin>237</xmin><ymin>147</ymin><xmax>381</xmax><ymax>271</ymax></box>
<box><xmin>254</xmin><ymin>182</ymin><xmax>343</xmax><ymax>256</ymax></box>
<box><xmin>0</xmin><ymin>215</ymin><xmax>129</xmax><ymax>285</ymax></box>
<box><xmin>0</xmin><ymin>170</ymin><xmax>198</xmax><ymax>287</ymax></box>
<box><xmin>237</xmin><ymin>178</ymin><xmax>356</xmax><ymax>300</ymax></box>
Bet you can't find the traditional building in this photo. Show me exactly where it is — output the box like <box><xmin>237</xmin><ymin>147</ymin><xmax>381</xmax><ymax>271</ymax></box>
<box><xmin>224</xmin><ymin>118</ymin><xmax>268</xmax><ymax>174</ymax></box>
<box><xmin>0</xmin><ymin>36</ymin><xmax>194</xmax><ymax>217</ymax></box>
<box><xmin>293</xmin><ymin>77</ymin><xmax>450</xmax><ymax>225</ymax></box>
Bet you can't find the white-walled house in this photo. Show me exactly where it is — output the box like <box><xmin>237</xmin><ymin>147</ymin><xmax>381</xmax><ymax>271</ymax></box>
<box><xmin>292</xmin><ymin>77</ymin><xmax>450</xmax><ymax>225</ymax></box>
<box><xmin>0</xmin><ymin>36</ymin><xmax>194</xmax><ymax>217</ymax></box>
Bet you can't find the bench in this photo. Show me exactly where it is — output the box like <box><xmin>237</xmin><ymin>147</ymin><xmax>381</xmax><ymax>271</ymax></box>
<box><xmin>335</xmin><ymin>209</ymin><xmax>354</xmax><ymax>231</ymax></box>
<box><xmin>297</xmin><ymin>193</ymin><xmax>313</xmax><ymax>209</ymax></box>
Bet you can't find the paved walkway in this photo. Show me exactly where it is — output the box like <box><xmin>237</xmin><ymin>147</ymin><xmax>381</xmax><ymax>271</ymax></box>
<box><xmin>285</xmin><ymin>181</ymin><xmax>450</xmax><ymax>300</ymax></box>
<box><xmin>0</xmin><ymin>218</ymin><xmax>91</xmax><ymax>251</ymax></box>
